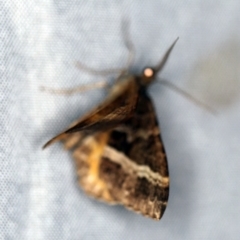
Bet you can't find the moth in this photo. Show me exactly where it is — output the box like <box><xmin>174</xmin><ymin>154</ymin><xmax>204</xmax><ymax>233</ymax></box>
<box><xmin>43</xmin><ymin>27</ymin><xmax>178</xmax><ymax>220</ymax></box>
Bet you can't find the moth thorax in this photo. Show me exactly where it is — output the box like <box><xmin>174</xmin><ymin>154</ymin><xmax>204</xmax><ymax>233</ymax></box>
<box><xmin>140</xmin><ymin>67</ymin><xmax>156</xmax><ymax>86</ymax></box>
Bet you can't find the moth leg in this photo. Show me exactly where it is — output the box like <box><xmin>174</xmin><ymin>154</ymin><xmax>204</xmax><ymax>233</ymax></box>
<box><xmin>41</xmin><ymin>20</ymin><xmax>136</xmax><ymax>96</ymax></box>
<box><xmin>75</xmin><ymin>20</ymin><xmax>135</xmax><ymax>78</ymax></box>
<box><xmin>40</xmin><ymin>80</ymin><xmax>109</xmax><ymax>95</ymax></box>
<box><xmin>158</xmin><ymin>78</ymin><xmax>217</xmax><ymax>114</ymax></box>
<box><xmin>121</xmin><ymin>19</ymin><xmax>135</xmax><ymax>72</ymax></box>
<box><xmin>75</xmin><ymin>61</ymin><xmax>125</xmax><ymax>76</ymax></box>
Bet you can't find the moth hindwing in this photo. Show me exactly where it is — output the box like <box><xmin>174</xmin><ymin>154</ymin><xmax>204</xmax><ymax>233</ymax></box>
<box><xmin>43</xmin><ymin>37</ymin><xmax>178</xmax><ymax>220</ymax></box>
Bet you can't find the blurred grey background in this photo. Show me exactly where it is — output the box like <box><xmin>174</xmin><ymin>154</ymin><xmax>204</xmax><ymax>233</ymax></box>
<box><xmin>1</xmin><ymin>1</ymin><xmax>240</xmax><ymax>239</ymax></box>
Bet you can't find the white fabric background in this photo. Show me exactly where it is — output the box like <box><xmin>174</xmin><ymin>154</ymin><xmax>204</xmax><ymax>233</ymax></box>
<box><xmin>1</xmin><ymin>1</ymin><xmax>240</xmax><ymax>239</ymax></box>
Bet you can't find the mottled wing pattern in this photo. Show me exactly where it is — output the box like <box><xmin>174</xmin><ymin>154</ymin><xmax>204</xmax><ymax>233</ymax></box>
<box><xmin>63</xmin><ymin>92</ymin><xmax>169</xmax><ymax>220</ymax></box>
<box><xmin>101</xmin><ymin>93</ymin><xmax>169</xmax><ymax>219</ymax></box>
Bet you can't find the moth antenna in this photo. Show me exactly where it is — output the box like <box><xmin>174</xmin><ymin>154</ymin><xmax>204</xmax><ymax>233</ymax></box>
<box><xmin>154</xmin><ymin>37</ymin><xmax>179</xmax><ymax>74</ymax></box>
<box><xmin>39</xmin><ymin>80</ymin><xmax>108</xmax><ymax>95</ymax></box>
<box><xmin>157</xmin><ymin>79</ymin><xmax>217</xmax><ymax>114</ymax></box>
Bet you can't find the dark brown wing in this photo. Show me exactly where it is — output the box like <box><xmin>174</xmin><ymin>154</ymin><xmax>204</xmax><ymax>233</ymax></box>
<box><xmin>65</xmin><ymin>92</ymin><xmax>169</xmax><ymax>220</ymax></box>
<box><xmin>43</xmin><ymin>76</ymin><xmax>139</xmax><ymax>149</ymax></box>
<box><xmin>99</xmin><ymin>93</ymin><xmax>169</xmax><ymax>219</ymax></box>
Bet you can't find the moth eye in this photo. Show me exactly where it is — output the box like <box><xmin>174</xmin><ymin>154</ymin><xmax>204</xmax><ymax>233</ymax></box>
<box><xmin>143</xmin><ymin>68</ymin><xmax>154</xmax><ymax>78</ymax></box>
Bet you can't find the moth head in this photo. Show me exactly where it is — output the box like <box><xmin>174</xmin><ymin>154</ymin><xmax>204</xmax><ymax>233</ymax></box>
<box><xmin>140</xmin><ymin>67</ymin><xmax>156</xmax><ymax>86</ymax></box>
<box><xmin>139</xmin><ymin>37</ymin><xmax>179</xmax><ymax>87</ymax></box>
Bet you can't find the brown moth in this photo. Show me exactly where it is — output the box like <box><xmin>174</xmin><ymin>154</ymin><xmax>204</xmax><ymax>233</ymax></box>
<box><xmin>43</xmin><ymin>31</ymin><xmax>178</xmax><ymax>220</ymax></box>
